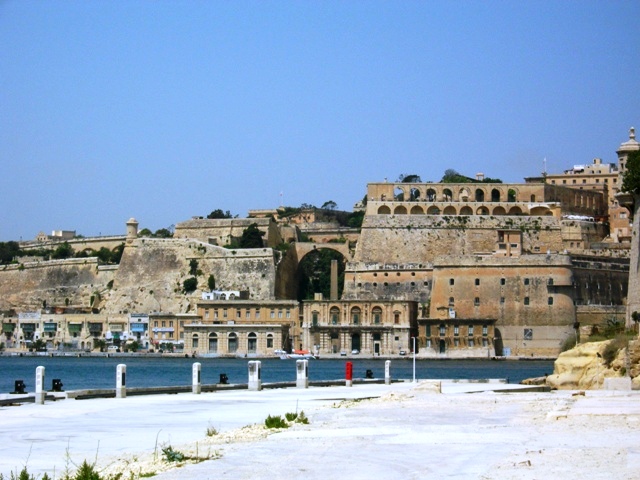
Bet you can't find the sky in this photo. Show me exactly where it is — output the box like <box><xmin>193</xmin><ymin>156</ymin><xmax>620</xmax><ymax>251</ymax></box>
<box><xmin>1</xmin><ymin>1</ymin><xmax>639</xmax><ymax>242</ymax></box>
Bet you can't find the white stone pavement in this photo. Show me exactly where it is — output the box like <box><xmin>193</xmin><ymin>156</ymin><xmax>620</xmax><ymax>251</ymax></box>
<box><xmin>1</xmin><ymin>382</ymin><xmax>640</xmax><ymax>479</ymax></box>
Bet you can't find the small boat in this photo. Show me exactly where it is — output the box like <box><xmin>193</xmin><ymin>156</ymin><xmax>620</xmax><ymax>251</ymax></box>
<box><xmin>280</xmin><ymin>349</ymin><xmax>316</xmax><ymax>360</ymax></box>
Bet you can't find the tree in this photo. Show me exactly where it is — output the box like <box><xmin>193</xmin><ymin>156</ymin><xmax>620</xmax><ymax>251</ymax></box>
<box><xmin>189</xmin><ymin>259</ymin><xmax>199</xmax><ymax>276</ymax></box>
<box><xmin>321</xmin><ymin>200</ymin><xmax>337</xmax><ymax>210</ymax></box>
<box><xmin>154</xmin><ymin>228</ymin><xmax>173</xmax><ymax>238</ymax></box>
<box><xmin>239</xmin><ymin>223</ymin><xmax>265</xmax><ymax>248</ymax></box>
<box><xmin>51</xmin><ymin>242</ymin><xmax>74</xmax><ymax>259</ymax></box>
<box><xmin>207</xmin><ymin>209</ymin><xmax>234</xmax><ymax>219</ymax></box>
<box><xmin>207</xmin><ymin>274</ymin><xmax>216</xmax><ymax>291</ymax></box>
<box><xmin>138</xmin><ymin>228</ymin><xmax>153</xmax><ymax>237</ymax></box>
<box><xmin>0</xmin><ymin>241</ymin><xmax>21</xmax><ymax>264</ymax></box>
<box><xmin>183</xmin><ymin>277</ymin><xmax>198</xmax><ymax>293</ymax></box>
<box><xmin>398</xmin><ymin>174</ymin><xmax>422</xmax><ymax>183</ymax></box>
<box><xmin>622</xmin><ymin>150</ymin><xmax>640</xmax><ymax>194</ymax></box>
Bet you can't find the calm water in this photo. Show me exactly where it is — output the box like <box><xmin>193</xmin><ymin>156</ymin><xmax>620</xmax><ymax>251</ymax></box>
<box><xmin>0</xmin><ymin>355</ymin><xmax>554</xmax><ymax>393</ymax></box>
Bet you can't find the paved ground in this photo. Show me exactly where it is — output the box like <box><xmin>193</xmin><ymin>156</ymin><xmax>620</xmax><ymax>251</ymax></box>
<box><xmin>1</xmin><ymin>382</ymin><xmax>639</xmax><ymax>479</ymax></box>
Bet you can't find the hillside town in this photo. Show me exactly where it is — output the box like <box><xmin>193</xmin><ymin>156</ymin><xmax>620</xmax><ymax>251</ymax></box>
<box><xmin>1</xmin><ymin>128</ymin><xmax>639</xmax><ymax>360</ymax></box>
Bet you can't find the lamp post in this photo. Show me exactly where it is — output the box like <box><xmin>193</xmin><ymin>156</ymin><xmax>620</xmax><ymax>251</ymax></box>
<box><xmin>412</xmin><ymin>336</ymin><xmax>416</xmax><ymax>383</ymax></box>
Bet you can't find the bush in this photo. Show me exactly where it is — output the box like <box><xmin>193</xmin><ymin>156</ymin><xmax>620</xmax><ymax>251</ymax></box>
<box><xmin>602</xmin><ymin>336</ymin><xmax>628</xmax><ymax>367</ymax></box>
<box><xmin>182</xmin><ymin>277</ymin><xmax>198</xmax><ymax>294</ymax></box>
<box><xmin>264</xmin><ymin>415</ymin><xmax>288</xmax><ymax>429</ymax></box>
<box><xmin>162</xmin><ymin>445</ymin><xmax>185</xmax><ymax>462</ymax></box>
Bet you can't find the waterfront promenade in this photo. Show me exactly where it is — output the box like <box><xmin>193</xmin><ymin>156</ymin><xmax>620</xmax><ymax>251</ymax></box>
<box><xmin>1</xmin><ymin>381</ymin><xmax>640</xmax><ymax>479</ymax></box>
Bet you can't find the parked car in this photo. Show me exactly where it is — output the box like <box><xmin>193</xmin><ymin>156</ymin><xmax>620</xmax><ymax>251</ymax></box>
<box><xmin>399</xmin><ymin>350</ymin><xmax>407</xmax><ymax>356</ymax></box>
<box><xmin>351</xmin><ymin>349</ymin><xmax>360</xmax><ymax>355</ymax></box>
<box><xmin>340</xmin><ymin>350</ymin><xmax>347</xmax><ymax>356</ymax></box>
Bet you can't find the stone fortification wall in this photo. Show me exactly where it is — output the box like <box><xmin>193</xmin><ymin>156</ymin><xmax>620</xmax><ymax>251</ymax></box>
<box><xmin>174</xmin><ymin>217</ymin><xmax>282</xmax><ymax>247</ymax></box>
<box><xmin>342</xmin><ymin>262</ymin><xmax>433</xmax><ymax>303</ymax></box>
<box><xmin>20</xmin><ymin>236</ymin><xmax>126</xmax><ymax>254</ymax></box>
<box><xmin>0</xmin><ymin>258</ymin><xmax>115</xmax><ymax>312</ymax></box>
<box><xmin>104</xmin><ymin>238</ymin><xmax>277</xmax><ymax>315</ymax></box>
<box><xmin>354</xmin><ymin>215</ymin><xmax>563</xmax><ymax>264</ymax></box>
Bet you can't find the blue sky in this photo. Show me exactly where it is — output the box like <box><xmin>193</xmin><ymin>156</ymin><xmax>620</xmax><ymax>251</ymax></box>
<box><xmin>1</xmin><ymin>1</ymin><xmax>639</xmax><ymax>241</ymax></box>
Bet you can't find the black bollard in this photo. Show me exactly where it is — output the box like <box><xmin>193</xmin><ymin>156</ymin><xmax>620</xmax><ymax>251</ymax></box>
<box><xmin>365</xmin><ymin>369</ymin><xmax>374</xmax><ymax>379</ymax></box>
<box><xmin>219</xmin><ymin>373</ymin><xmax>229</xmax><ymax>385</ymax></box>
<box><xmin>51</xmin><ymin>379</ymin><xmax>64</xmax><ymax>392</ymax></box>
<box><xmin>12</xmin><ymin>380</ymin><xmax>26</xmax><ymax>394</ymax></box>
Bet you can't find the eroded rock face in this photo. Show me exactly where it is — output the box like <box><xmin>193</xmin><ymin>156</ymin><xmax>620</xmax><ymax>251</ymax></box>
<box><xmin>546</xmin><ymin>339</ymin><xmax>640</xmax><ymax>390</ymax></box>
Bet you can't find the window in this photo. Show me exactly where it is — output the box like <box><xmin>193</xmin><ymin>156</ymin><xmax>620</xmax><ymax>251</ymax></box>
<box><xmin>214</xmin><ymin>309</ymin><xmax>218</xmax><ymax>318</ymax></box>
<box><xmin>246</xmin><ymin>310</ymin><xmax>250</xmax><ymax>319</ymax></box>
<box><xmin>474</xmin><ymin>297</ymin><xmax>480</xmax><ymax>306</ymax></box>
<box><xmin>500</xmin><ymin>297</ymin><xmax>505</xmax><ymax>304</ymax></box>
<box><xmin>270</xmin><ymin>309</ymin><xmax>275</xmax><ymax>319</ymax></box>
<box><xmin>393</xmin><ymin>312</ymin><xmax>400</xmax><ymax>324</ymax></box>
<box><xmin>228</xmin><ymin>333</ymin><xmax>238</xmax><ymax>353</ymax></box>
<box><xmin>548</xmin><ymin>278</ymin><xmax>554</xmax><ymax>286</ymax></box>
<box><xmin>468</xmin><ymin>338</ymin><xmax>475</xmax><ymax>347</ymax></box>
<box><xmin>205</xmin><ymin>310</ymin><xmax>209</xmax><ymax>319</ymax></box>
<box><xmin>278</xmin><ymin>309</ymin><xmax>283</xmax><ymax>318</ymax></box>
<box><xmin>236</xmin><ymin>309</ymin><xmax>241</xmax><ymax>318</ymax></box>
<box><xmin>524</xmin><ymin>297</ymin><xmax>530</xmax><ymax>305</ymax></box>
<box><xmin>312</xmin><ymin>312</ymin><xmax>319</xmax><ymax>327</ymax></box>
<box><xmin>454</xmin><ymin>338</ymin><xmax>460</xmax><ymax>347</ymax></box>
<box><xmin>169</xmin><ymin>321</ymin><xmax>173</xmax><ymax>327</ymax></box>
<box><xmin>162</xmin><ymin>321</ymin><xmax>166</xmax><ymax>327</ymax></box>
<box><xmin>255</xmin><ymin>310</ymin><xmax>260</xmax><ymax>319</ymax></box>
<box><xmin>372</xmin><ymin>307</ymin><xmax>382</xmax><ymax>325</ymax></box>
<box><xmin>500</xmin><ymin>278</ymin><xmax>506</xmax><ymax>286</ymax></box>
<box><xmin>482</xmin><ymin>325</ymin><xmax>488</xmax><ymax>336</ymax></box>
<box><xmin>247</xmin><ymin>332</ymin><xmax>257</xmax><ymax>353</ymax></box>
<box><xmin>524</xmin><ymin>278</ymin><xmax>530</xmax><ymax>285</ymax></box>
<box><xmin>449</xmin><ymin>278</ymin><xmax>455</xmax><ymax>286</ymax></box>
<box><xmin>351</xmin><ymin>308</ymin><xmax>361</xmax><ymax>325</ymax></box>
<box><xmin>468</xmin><ymin>325</ymin><xmax>474</xmax><ymax>336</ymax></box>
<box><xmin>454</xmin><ymin>325</ymin><xmax>459</xmax><ymax>336</ymax></box>
<box><xmin>223</xmin><ymin>308</ymin><xmax>228</xmax><ymax>318</ymax></box>
<box><xmin>475</xmin><ymin>278</ymin><xmax>480</xmax><ymax>286</ymax></box>
<box><xmin>426</xmin><ymin>324</ymin><xmax>431</xmax><ymax>337</ymax></box>
<box><xmin>286</xmin><ymin>309</ymin><xmax>291</xmax><ymax>318</ymax></box>
<box><xmin>266</xmin><ymin>334</ymin><xmax>273</xmax><ymax>349</ymax></box>
<box><xmin>449</xmin><ymin>297</ymin><xmax>455</xmax><ymax>306</ymax></box>
<box><xmin>192</xmin><ymin>334</ymin><xmax>199</xmax><ymax>348</ymax></box>
<box><xmin>439</xmin><ymin>325</ymin><xmax>446</xmax><ymax>336</ymax></box>
<box><xmin>330</xmin><ymin>307</ymin><xmax>339</xmax><ymax>325</ymax></box>
<box><xmin>548</xmin><ymin>297</ymin><xmax>554</xmax><ymax>305</ymax></box>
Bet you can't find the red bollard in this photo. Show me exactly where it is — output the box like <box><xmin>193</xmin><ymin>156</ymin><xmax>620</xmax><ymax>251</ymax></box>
<box><xmin>346</xmin><ymin>361</ymin><xmax>353</xmax><ymax>387</ymax></box>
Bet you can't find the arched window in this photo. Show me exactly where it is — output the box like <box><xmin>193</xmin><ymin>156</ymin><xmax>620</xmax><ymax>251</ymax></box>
<box><xmin>410</xmin><ymin>188</ymin><xmax>421</xmax><ymax>201</ymax></box>
<box><xmin>394</xmin><ymin>187</ymin><xmax>404</xmax><ymax>201</ymax></box>
<box><xmin>443</xmin><ymin>189</ymin><xmax>453</xmax><ymax>201</ymax></box>
<box><xmin>192</xmin><ymin>333</ymin><xmax>199</xmax><ymax>349</ymax></box>
<box><xmin>378</xmin><ymin>205</ymin><xmax>391</xmax><ymax>215</ymax></box>
<box><xmin>372</xmin><ymin>307</ymin><xmax>382</xmax><ymax>325</ymax></box>
<box><xmin>491</xmin><ymin>189</ymin><xmax>501</xmax><ymax>202</ymax></box>
<box><xmin>208</xmin><ymin>332</ymin><xmax>217</xmax><ymax>353</ymax></box>
<box><xmin>247</xmin><ymin>332</ymin><xmax>257</xmax><ymax>353</ymax></box>
<box><xmin>266</xmin><ymin>333</ymin><xmax>274</xmax><ymax>349</ymax></box>
<box><xmin>475</xmin><ymin>189</ymin><xmax>485</xmax><ymax>202</ymax></box>
<box><xmin>426</xmin><ymin>188</ymin><xmax>436</xmax><ymax>201</ymax></box>
<box><xmin>228</xmin><ymin>332</ymin><xmax>238</xmax><ymax>353</ymax></box>
<box><xmin>351</xmin><ymin>307</ymin><xmax>361</xmax><ymax>325</ymax></box>
<box><xmin>330</xmin><ymin>307</ymin><xmax>340</xmax><ymax>325</ymax></box>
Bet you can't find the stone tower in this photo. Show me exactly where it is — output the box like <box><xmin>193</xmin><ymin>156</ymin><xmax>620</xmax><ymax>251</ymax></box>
<box><xmin>126</xmin><ymin>218</ymin><xmax>139</xmax><ymax>244</ymax></box>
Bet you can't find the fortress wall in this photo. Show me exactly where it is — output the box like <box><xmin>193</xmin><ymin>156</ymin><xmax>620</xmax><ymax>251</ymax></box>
<box><xmin>104</xmin><ymin>238</ymin><xmax>278</xmax><ymax>315</ymax></box>
<box><xmin>0</xmin><ymin>258</ymin><xmax>115</xmax><ymax>312</ymax></box>
<box><xmin>174</xmin><ymin>217</ymin><xmax>282</xmax><ymax>247</ymax></box>
<box><xmin>354</xmin><ymin>215</ymin><xmax>564</xmax><ymax>264</ymax></box>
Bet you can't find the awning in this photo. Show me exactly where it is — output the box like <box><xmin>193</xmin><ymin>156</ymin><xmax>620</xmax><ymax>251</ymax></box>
<box><xmin>21</xmin><ymin>323</ymin><xmax>36</xmax><ymax>332</ymax></box>
<box><xmin>68</xmin><ymin>324</ymin><xmax>82</xmax><ymax>333</ymax></box>
<box><xmin>2</xmin><ymin>324</ymin><xmax>16</xmax><ymax>332</ymax></box>
<box><xmin>43</xmin><ymin>323</ymin><xmax>57</xmax><ymax>332</ymax></box>
<box><xmin>88</xmin><ymin>323</ymin><xmax>102</xmax><ymax>332</ymax></box>
<box><xmin>131</xmin><ymin>323</ymin><xmax>147</xmax><ymax>332</ymax></box>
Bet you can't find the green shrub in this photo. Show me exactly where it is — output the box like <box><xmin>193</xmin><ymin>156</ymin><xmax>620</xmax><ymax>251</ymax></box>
<box><xmin>162</xmin><ymin>446</ymin><xmax>185</xmax><ymax>462</ymax></box>
<box><xmin>264</xmin><ymin>415</ymin><xmax>288</xmax><ymax>429</ymax></box>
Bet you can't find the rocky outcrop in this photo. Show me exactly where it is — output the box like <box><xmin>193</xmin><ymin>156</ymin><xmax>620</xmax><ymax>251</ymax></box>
<box><xmin>545</xmin><ymin>339</ymin><xmax>640</xmax><ymax>389</ymax></box>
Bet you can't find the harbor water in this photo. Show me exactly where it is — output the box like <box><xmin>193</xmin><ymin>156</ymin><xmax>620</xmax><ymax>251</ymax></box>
<box><xmin>0</xmin><ymin>355</ymin><xmax>554</xmax><ymax>393</ymax></box>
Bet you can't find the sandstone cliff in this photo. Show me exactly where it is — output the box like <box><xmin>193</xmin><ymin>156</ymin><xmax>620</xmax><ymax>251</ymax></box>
<box><xmin>545</xmin><ymin>339</ymin><xmax>640</xmax><ymax>390</ymax></box>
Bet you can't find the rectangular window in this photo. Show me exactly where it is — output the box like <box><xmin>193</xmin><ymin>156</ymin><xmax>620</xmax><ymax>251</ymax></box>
<box><xmin>169</xmin><ymin>321</ymin><xmax>173</xmax><ymax>328</ymax></box>
<box><xmin>468</xmin><ymin>325</ymin><xmax>474</xmax><ymax>336</ymax></box>
<box><xmin>246</xmin><ymin>310</ymin><xmax>251</xmax><ymax>319</ymax></box>
<box><xmin>426</xmin><ymin>324</ymin><xmax>431</xmax><ymax>337</ymax></box>
<box><xmin>500</xmin><ymin>297</ymin><xmax>505</xmax><ymax>304</ymax></box>
<box><xmin>312</xmin><ymin>312</ymin><xmax>318</xmax><ymax>327</ymax></box>
<box><xmin>223</xmin><ymin>308</ymin><xmax>228</xmax><ymax>318</ymax></box>
<box><xmin>500</xmin><ymin>278</ymin><xmax>506</xmax><ymax>286</ymax></box>
<box><xmin>439</xmin><ymin>325</ymin><xmax>446</xmax><ymax>336</ymax></box>
<box><xmin>270</xmin><ymin>310</ymin><xmax>275</xmax><ymax>319</ymax></box>
<box><xmin>214</xmin><ymin>309</ymin><xmax>218</xmax><ymax>318</ymax></box>
<box><xmin>482</xmin><ymin>325</ymin><xmax>488</xmax><ymax>336</ymax></box>
<box><xmin>205</xmin><ymin>310</ymin><xmax>209</xmax><ymax>319</ymax></box>
<box><xmin>255</xmin><ymin>310</ymin><xmax>260</xmax><ymax>319</ymax></box>
<box><xmin>524</xmin><ymin>278</ymin><xmax>530</xmax><ymax>285</ymax></box>
<box><xmin>236</xmin><ymin>309</ymin><xmax>241</xmax><ymax>318</ymax></box>
<box><xmin>548</xmin><ymin>297</ymin><xmax>554</xmax><ymax>305</ymax></box>
<box><xmin>278</xmin><ymin>309</ymin><xmax>283</xmax><ymax>318</ymax></box>
<box><xmin>267</xmin><ymin>337</ymin><xmax>273</xmax><ymax>348</ymax></box>
<box><xmin>449</xmin><ymin>278</ymin><xmax>455</xmax><ymax>285</ymax></box>
<box><xmin>286</xmin><ymin>309</ymin><xmax>291</xmax><ymax>318</ymax></box>
<box><xmin>475</xmin><ymin>278</ymin><xmax>480</xmax><ymax>286</ymax></box>
<box><xmin>454</xmin><ymin>325</ymin><xmax>459</xmax><ymax>336</ymax></box>
<box><xmin>474</xmin><ymin>297</ymin><xmax>480</xmax><ymax>306</ymax></box>
<box><xmin>524</xmin><ymin>297</ymin><xmax>530</xmax><ymax>305</ymax></box>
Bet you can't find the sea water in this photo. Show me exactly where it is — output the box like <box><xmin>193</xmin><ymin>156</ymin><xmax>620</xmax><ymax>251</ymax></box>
<box><xmin>0</xmin><ymin>355</ymin><xmax>554</xmax><ymax>393</ymax></box>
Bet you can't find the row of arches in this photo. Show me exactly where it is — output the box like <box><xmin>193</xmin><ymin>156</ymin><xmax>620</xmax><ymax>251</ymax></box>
<box><xmin>192</xmin><ymin>331</ymin><xmax>274</xmax><ymax>354</ymax></box>
<box><xmin>383</xmin><ymin>186</ymin><xmax>524</xmax><ymax>203</ymax></box>
<box><xmin>376</xmin><ymin>204</ymin><xmax>553</xmax><ymax>216</ymax></box>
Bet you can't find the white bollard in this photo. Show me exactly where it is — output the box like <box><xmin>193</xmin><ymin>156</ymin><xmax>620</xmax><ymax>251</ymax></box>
<box><xmin>248</xmin><ymin>360</ymin><xmax>262</xmax><ymax>391</ymax></box>
<box><xmin>385</xmin><ymin>360</ymin><xmax>391</xmax><ymax>385</ymax></box>
<box><xmin>35</xmin><ymin>366</ymin><xmax>45</xmax><ymax>405</ymax></box>
<box><xmin>296</xmin><ymin>360</ymin><xmax>309</xmax><ymax>388</ymax></box>
<box><xmin>192</xmin><ymin>362</ymin><xmax>202</xmax><ymax>394</ymax></box>
<box><xmin>116</xmin><ymin>364</ymin><xmax>127</xmax><ymax>398</ymax></box>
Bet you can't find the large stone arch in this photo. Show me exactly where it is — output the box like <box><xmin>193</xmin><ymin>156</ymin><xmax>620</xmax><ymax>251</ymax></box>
<box><xmin>530</xmin><ymin>206</ymin><xmax>552</xmax><ymax>216</ymax></box>
<box><xmin>427</xmin><ymin>205</ymin><xmax>441</xmax><ymax>215</ymax></box>
<box><xmin>410</xmin><ymin>205</ymin><xmax>424</xmax><ymax>215</ymax></box>
<box><xmin>493</xmin><ymin>206</ymin><xmax>507</xmax><ymax>215</ymax></box>
<box><xmin>426</xmin><ymin>188</ymin><xmax>437</xmax><ymax>201</ymax></box>
<box><xmin>394</xmin><ymin>205</ymin><xmax>408</xmax><ymax>215</ymax></box>
<box><xmin>491</xmin><ymin>188</ymin><xmax>501</xmax><ymax>202</ymax></box>
<box><xmin>443</xmin><ymin>188</ymin><xmax>453</xmax><ymax>201</ymax></box>
<box><xmin>476</xmin><ymin>206</ymin><xmax>489</xmax><ymax>215</ymax></box>
<box><xmin>409</xmin><ymin>187</ymin><xmax>421</xmax><ymax>201</ymax></box>
<box><xmin>508</xmin><ymin>206</ymin><xmax>523</xmax><ymax>215</ymax></box>
<box><xmin>475</xmin><ymin>188</ymin><xmax>485</xmax><ymax>202</ymax></box>
<box><xmin>459</xmin><ymin>188</ymin><xmax>471</xmax><ymax>201</ymax></box>
<box><xmin>294</xmin><ymin>244</ymin><xmax>350</xmax><ymax>301</ymax></box>
<box><xmin>394</xmin><ymin>186</ymin><xmax>405</xmax><ymax>201</ymax></box>
<box><xmin>378</xmin><ymin>205</ymin><xmax>391</xmax><ymax>215</ymax></box>
<box><xmin>442</xmin><ymin>205</ymin><xmax>457</xmax><ymax>215</ymax></box>
<box><xmin>460</xmin><ymin>206</ymin><xmax>473</xmax><ymax>215</ymax></box>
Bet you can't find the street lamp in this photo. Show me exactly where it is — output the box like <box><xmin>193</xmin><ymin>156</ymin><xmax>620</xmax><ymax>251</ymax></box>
<box><xmin>412</xmin><ymin>336</ymin><xmax>416</xmax><ymax>383</ymax></box>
